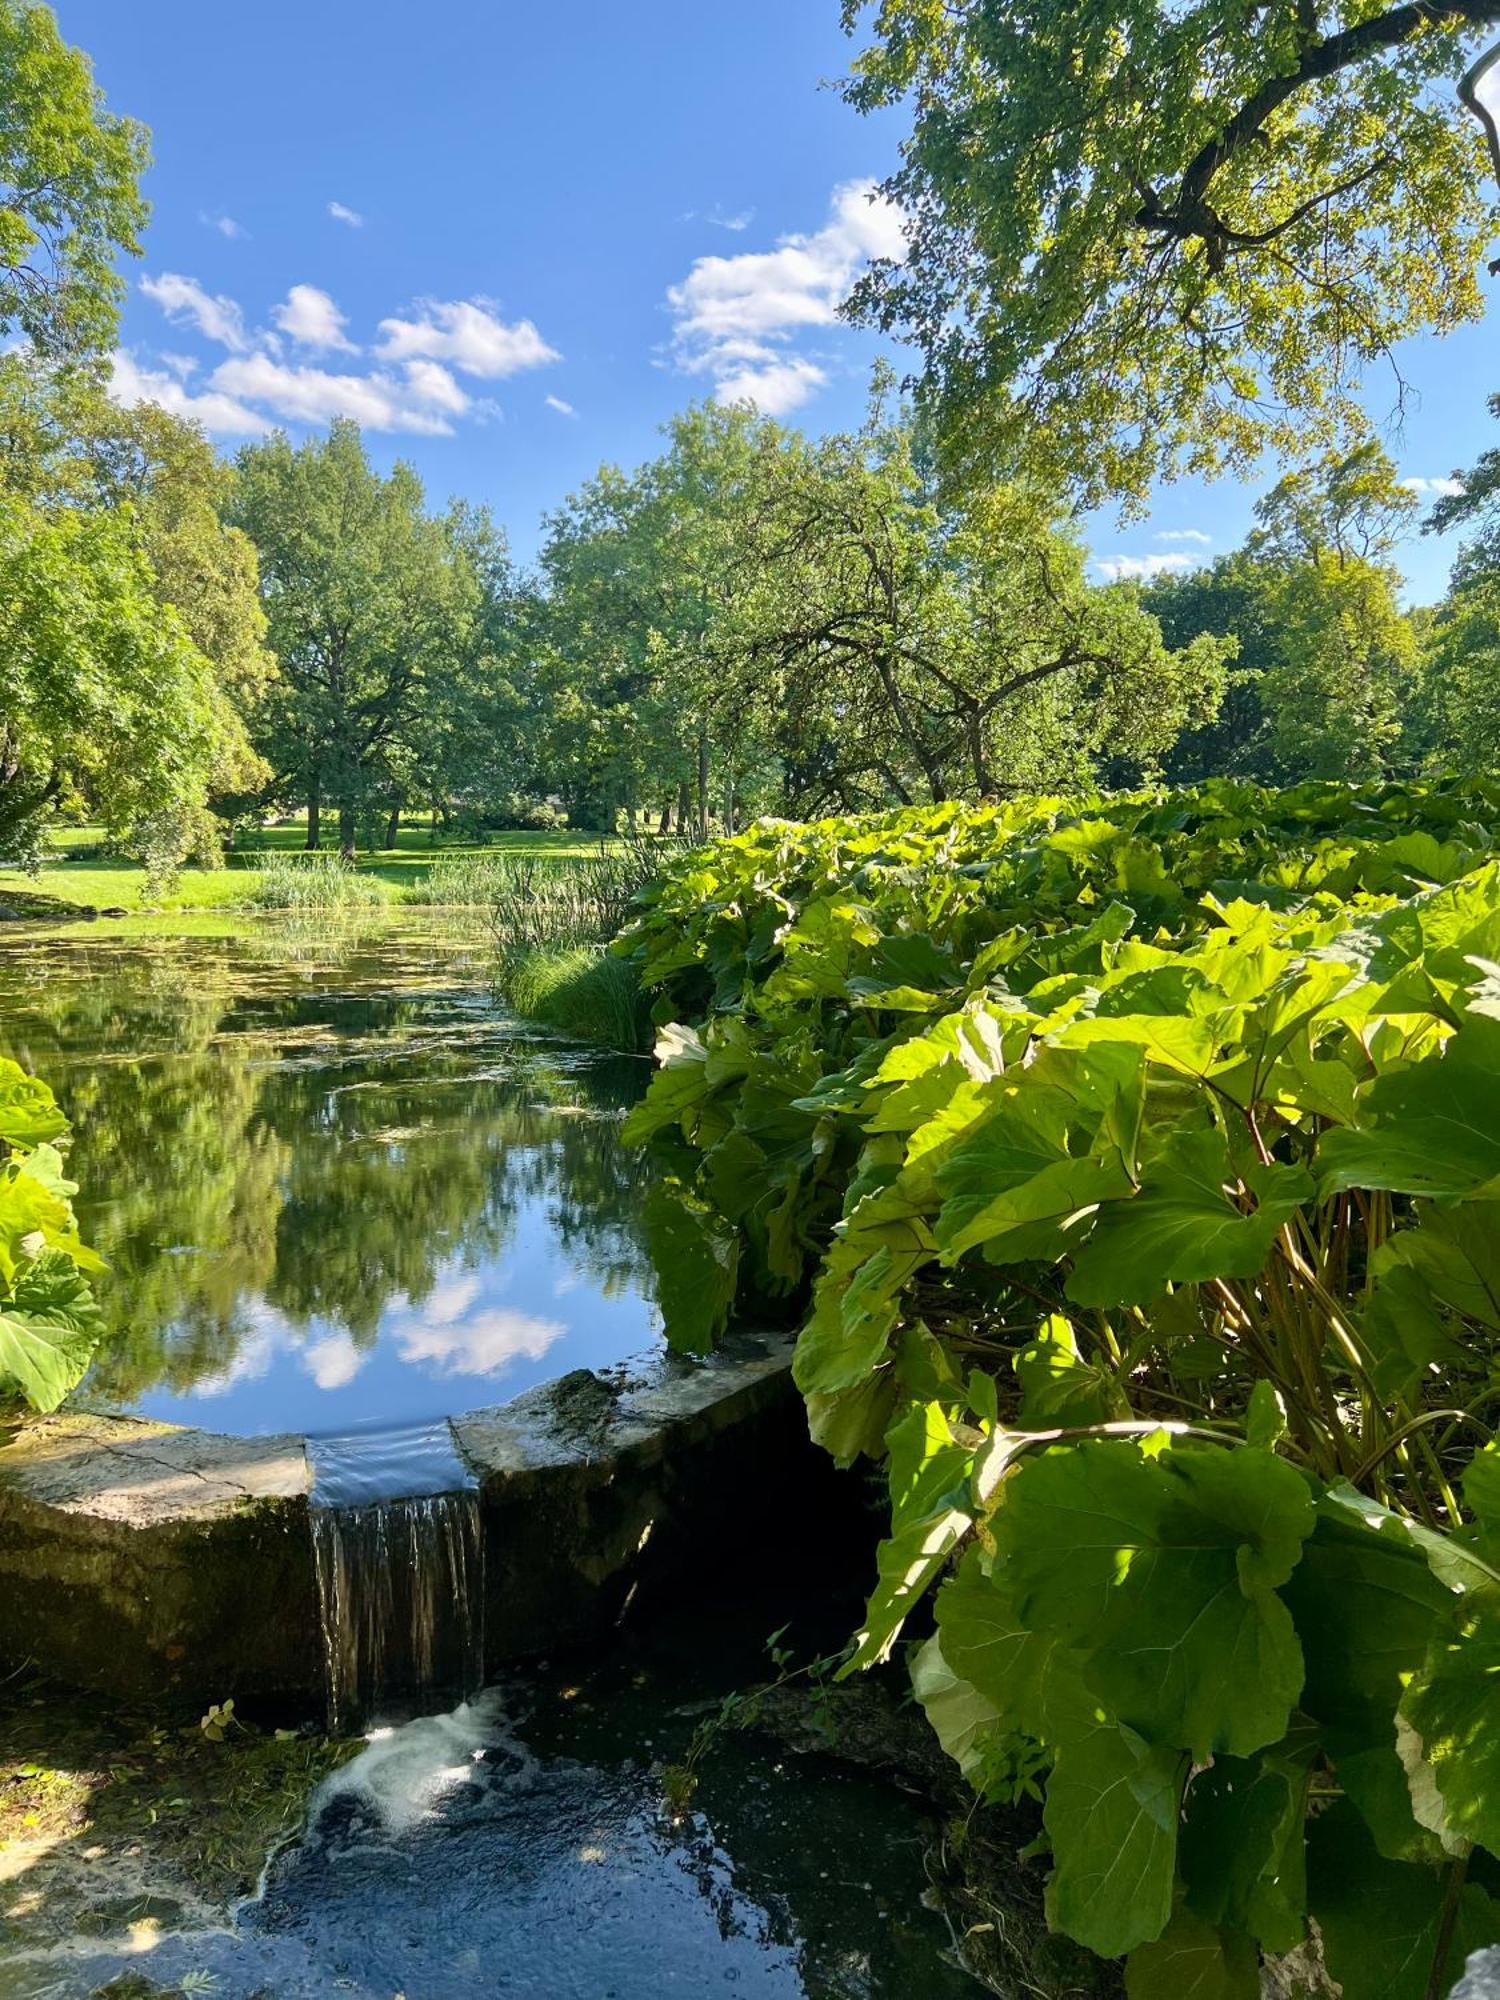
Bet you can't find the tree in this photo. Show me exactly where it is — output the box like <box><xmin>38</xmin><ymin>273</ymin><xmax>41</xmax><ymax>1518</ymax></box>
<box><xmin>841</xmin><ymin>0</ymin><xmax>1499</xmax><ymax>505</ymax></box>
<box><xmin>1149</xmin><ymin>446</ymin><xmax>1421</xmax><ymax>780</ymax></box>
<box><xmin>0</xmin><ymin>356</ymin><xmax>277</xmax><ymax>838</ymax></box>
<box><xmin>736</xmin><ymin>404</ymin><xmax>1231</xmax><ymax>805</ymax></box>
<box><xmin>0</xmin><ymin>494</ymin><xmax>225</xmax><ymax>867</ymax></box>
<box><xmin>538</xmin><ymin>404</ymin><xmax>790</xmax><ymax>833</ymax></box>
<box><xmin>230</xmin><ymin>420</ymin><xmax>482</xmax><ymax>856</ymax></box>
<box><xmin>539</xmin><ymin>389</ymin><xmax>1231</xmax><ymax>818</ymax></box>
<box><xmin>1413</xmin><ymin>395</ymin><xmax>1500</xmax><ymax>768</ymax></box>
<box><xmin>0</xmin><ymin>1</ymin><xmax>149</xmax><ymax>357</ymax></box>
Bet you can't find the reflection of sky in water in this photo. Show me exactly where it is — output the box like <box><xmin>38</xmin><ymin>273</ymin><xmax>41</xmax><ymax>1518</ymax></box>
<box><xmin>0</xmin><ymin>927</ymin><xmax>662</xmax><ymax>1437</ymax></box>
<box><xmin>134</xmin><ymin>1213</ymin><xmax>662</xmax><ymax>1436</ymax></box>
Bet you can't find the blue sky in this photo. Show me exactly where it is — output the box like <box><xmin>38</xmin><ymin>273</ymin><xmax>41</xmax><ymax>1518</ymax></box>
<box><xmin>58</xmin><ymin>0</ymin><xmax>1499</xmax><ymax>601</ymax></box>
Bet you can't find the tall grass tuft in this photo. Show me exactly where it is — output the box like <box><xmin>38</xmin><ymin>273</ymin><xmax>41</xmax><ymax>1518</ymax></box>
<box><xmin>441</xmin><ymin>843</ymin><xmax>671</xmax><ymax>947</ymax></box>
<box><xmin>497</xmin><ymin>944</ymin><xmax>652</xmax><ymax>1052</ymax></box>
<box><xmin>250</xmin><ymin>852</ymin><xmax>392</xmax><ymax>912</ymax></box>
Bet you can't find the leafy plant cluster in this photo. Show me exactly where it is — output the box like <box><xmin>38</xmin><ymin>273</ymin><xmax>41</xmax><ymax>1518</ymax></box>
<box><xmin>619</xmin><ymin>774</ymin><xmax>1500</xmax><ymax>1998</ymax></box>
<box><xmin>0</xmin><ymin>1057</ymin><xmax>101</xmax><ymax>1411</ymax></box>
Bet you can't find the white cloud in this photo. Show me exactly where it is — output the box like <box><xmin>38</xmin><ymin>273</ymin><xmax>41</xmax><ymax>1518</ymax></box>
<box><xmin>1095</xmin><ymin>552</ymin><xmax>1196</xmax><ymax>582</ymax></box>
<box><xmin>209</xmin><ymin>352</ymin><xmax>470</xmax><ymax>434</ymax></box>
<box><xmin>713</xmin><ymin>356</ymin><xmax>829</xmax><ymax>417</ymax></box>
<box><xmin>273</xmin><ymin>283</ymin><xmax>358</xmax><ymax>353</ymax></box>
<box><xmin>396</xmin><ymin>1307</ymin><xmax>566</xmax><ymax>1378</ymax></box>
<box><xmin>140</xmin><ymin>271</ymin><xmax>250</xmax><ymax>351</ymax></box>
<box><xmin>702</xmin><ymin>206</ymin><xmax>755</xmax><ymax>232</ymax></box>
<box><xmin>200</xmin><ymin>211</ymin><xmax>245</xmax><ymax>240</ymax></box>
<box><xmin>109</xmin><ymin>350</ymin><xmax>271</xmax><ymax>436</ymax></box>
<box><xmin>1155</xmin><ymin>528</ymin><xmax>1212</xmax><ymax>546</ymax></box>
<box><xmin>666</xmin><ymin>178</ymin><xmax>905</xmax><ymax>416</ymax></box>
<box><xmin>328</xmin><ymin>200</ymin><xmax>364</xmax><ymax>228</ymax></box>
<box><xmin>302</xmin><ymin>1331</ymin><xmax>365</xmax><ymax>1390</ymax></box>
<box><xmin>544</xmin><ymin>394</ymin><xmax>577</xmax><ymax>418</ymax></box>
<box><xmin>376</xmin><ymin>298</ymin><xmax>559</xmax><ymax>378</ymax></box>
<box><xmin>1399</xmin><ymin>476</ymin><xmax>1466</xmax><ymax>499</ymax></box>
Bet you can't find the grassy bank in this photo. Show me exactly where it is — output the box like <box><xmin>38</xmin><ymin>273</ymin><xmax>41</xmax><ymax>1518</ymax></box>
<box><xmin>0</xmin><ymin>818</ymin><xmax>607</xmax><ymax>918</ymax></box>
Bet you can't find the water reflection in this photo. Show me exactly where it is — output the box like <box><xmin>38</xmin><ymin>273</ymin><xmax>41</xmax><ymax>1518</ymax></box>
<box><xmin>0</xmin><ymin>927</ymin><xmax>660</xmax><ymax>1433</ymax></box>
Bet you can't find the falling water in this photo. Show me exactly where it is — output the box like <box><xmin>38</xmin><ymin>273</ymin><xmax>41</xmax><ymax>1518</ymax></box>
<box><xmin>307</xmin><ymin>1421</ymin><xmax>485</xmax><ymax>1733</ymax></box>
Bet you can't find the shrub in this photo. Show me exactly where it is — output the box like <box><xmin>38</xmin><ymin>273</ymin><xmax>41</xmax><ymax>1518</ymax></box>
<box><xmin>619</xmin><ymin>775</ymin><xmax>1500</xmax><ymax>1999</ymax></box>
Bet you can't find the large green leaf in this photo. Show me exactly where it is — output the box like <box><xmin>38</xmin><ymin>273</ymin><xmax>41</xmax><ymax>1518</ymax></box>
<box><xmin>1309</xmin><ymin>1802</ymin><xmax>1500</xmax><ymax>2000</ymax></box>
<box><xmin>1400</xmin><ymin>1592</ymin><xmax>1500</xmax><ymax>1858</ymax></box>
<box><xmin>1124</xmin><ymin>1910</ymin><xmax>1259</xmax><ymax>2000</ymax></box>
<box><xmin>907</xmin><ymin>1634</ymin><xmax>1021</xmax><ymax>1799</ymax></box>
<box><xmin>1317</xmin><ymin>1017</ymin><xmax>1500</xmax><ymax>1198</ymax></box>
<box><xmin>1066</xmin><ymin>1130</ymin><xmax>1313</xmax><ymax>1307</ymax></box>
<box><xmin>1180</xmin><ymin>1745</ymin><xmax>1310</xmax><ymax>1952</ymax></box>
<box><xmin>995</xmin><ymin>1440</ymin><xmax>1312</xmax><ymax>1758</ymax></box>
<box><xmin>935</xmin><ymin>1544</ymin><xmax>1081</xmax><ymax>1744</ymax></box>
<box><xmin>1043</xmin><ymin>1714</ymin><xmax>1187</xmax><ymax>1958</ymax></box>
<box><xmin>844</xmin><ymin>1402</ymin><xmax>974</xmax><ymax>1670</ymax></box>
<box><xmin>0</xmin><ymin>1057</ymin><xmax>69</xmax><ymax>1150</ymax></box>
<box><xmin>0</xmin><ymin>1149</ymin><xmax>98</xmax><ymax>1284</ymax></box>
<box><xmin>0</xmin><ymin>1251</ymin><xmax>103</xmax><ymax>1412</ymax></box>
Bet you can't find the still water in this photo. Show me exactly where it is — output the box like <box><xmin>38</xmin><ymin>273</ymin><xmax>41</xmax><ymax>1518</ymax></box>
<box><xmin>0</xmin><ymin>924</ymin><xmax>661</xmax><ymax>1435</ymax></box>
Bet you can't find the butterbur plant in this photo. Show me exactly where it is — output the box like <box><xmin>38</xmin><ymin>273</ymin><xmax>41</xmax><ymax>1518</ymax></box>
<box><xmin>0</xmin><ymin>1056</ymin><xmax>104</xmax><ymax>1411</ymax></box>
<box><xmin>619</xmin><ymin>779</ymin><xmax>1500</xmax><ymax>1998</ymax></box>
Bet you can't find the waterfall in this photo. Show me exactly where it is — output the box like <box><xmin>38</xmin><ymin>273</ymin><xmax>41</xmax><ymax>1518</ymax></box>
<box><xmin>307</xmin><ymin>1421</ymin><xmax>485</xmax><ymax>1733</ymax></box>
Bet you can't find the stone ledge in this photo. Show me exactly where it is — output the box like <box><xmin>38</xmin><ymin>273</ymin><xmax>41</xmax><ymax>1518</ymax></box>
<box><xmin>0</xmin><ymin>1336</ymin><xmax>819</xmax><ymax>1712</ymax></box>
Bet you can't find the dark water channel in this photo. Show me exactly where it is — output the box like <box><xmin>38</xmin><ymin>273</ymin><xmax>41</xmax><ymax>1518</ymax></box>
<box><xmin>3</xmin><ymin>1599</ymin><xmax>982</xmax><ymax>2000</ymax></box>
<box><xmin>0</xmin><ymin>924</ymin><xmax>661</xmax><ymax>1434</ymax></box>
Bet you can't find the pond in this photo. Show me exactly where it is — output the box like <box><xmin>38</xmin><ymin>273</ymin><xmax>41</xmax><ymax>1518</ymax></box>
<box><xmin>0</xmin><ymin>924</ymin><xmax>662</xmax><ymax>1437</ymax></box>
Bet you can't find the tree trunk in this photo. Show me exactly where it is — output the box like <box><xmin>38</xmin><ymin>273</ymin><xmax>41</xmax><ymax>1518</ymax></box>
<box><xmin>658</xmin><ymin>802</ymin><xmax>672</xmax><ymax>835</ymax></box>
<box><xmin>385</xmin><ymin>799</ymin><xmax>402</xmax><ymax>850</ymax></box>
<box><xmin>339</xmin><ymin>801</ymin><xmax>357</xmax><ymax>861</ymax></box>
<box><xmin>676</xmin><ymin>782</ymin><xmax>691</xmax><ymax>834</ymax></box>
<box><xmin>966</xmin><ymin>706</ymin><xmax>993</xmax><ymax>798</ymax></box>
<box><xmin>696</xmin><ymin>725</ymin><xmax>710</xmax><ymax>841</ymax></box>
<box><xmin>306</xmin><ymin>775</ymin><xmax>321</xmax><ymax>851</ymax></box>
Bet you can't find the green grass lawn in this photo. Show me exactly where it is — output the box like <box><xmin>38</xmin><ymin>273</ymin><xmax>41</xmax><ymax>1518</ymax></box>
<box><xmin>0</xmin><ymin>817</ymin><xmax>607</xmax><ymax>915</ymax></box>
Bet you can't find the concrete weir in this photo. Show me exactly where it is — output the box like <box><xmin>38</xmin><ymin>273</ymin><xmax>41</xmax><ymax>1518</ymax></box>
<box><xmin>0</xmin><ymin>1335</ymin><xmax>826</xmax><ymax>1711</ymax></box>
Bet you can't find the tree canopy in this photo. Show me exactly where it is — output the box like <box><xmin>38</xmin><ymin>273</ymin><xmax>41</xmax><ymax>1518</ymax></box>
<box><xmin>230</xmin><ymin>420</ymin><xmax>493</xmax><ymax>855</ymax></box>
<box><xmin>841</xmin><ymin>0</ymin><xmax>1500</xmax><ymax>504</ymax></box>
<box><xmin>0</xmin><ymin>0</ymin><xmax>148</xmax><ymax>357</ymax></box>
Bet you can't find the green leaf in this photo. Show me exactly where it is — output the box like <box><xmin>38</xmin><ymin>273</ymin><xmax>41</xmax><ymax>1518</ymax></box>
<box><xmin>1043</xmin><ymin>1715</ymin><xmax>1187</xmax><ymax>1958</ymax></box>
<box><xmin>0</xmin><ymin>1058</ymin><xmax>68</xmax><ymax>1150</ymax></box>
<box><xmin>1244</xmin><ymin>1380</ymin><xmax>1287</xmax><ymax>1450</ymax></box>
<box><xmin>1309</xmin><ymin>1801</ymin><xmax>1500</xmax><ymax>2000</ymax></box>
<box><xmin>908</xmin><ymin>1634</ymin><xmax>1017</xmax><ymax>1798</ymax></box>
<box><xmin>1400</xmin><ymin>1592</ymin><xmax>1500</xmax><ymax>1858</ymax></box>
<box><xmin>1014</xmin><ymin>1313</ymin><xmax>1128</xmax><ymax>1429</ymax></box>
<box><xmin>641</xmin><ymin>1181</ymin><xmax>738</xmax><ymax>1354</ymax></box>
<box><xmin>1317</xmin><ymin>1017</ymin><xmax>1500</xmax><ymax>1198</ymax></box>
<box><xmin>935</xmin><ymin>1545</ymin><xmax>1079</xmax><ymax>1744</ymax></box>
<box><xmin>844</xmin><ymin>1402</ymin><xmax>974</xmax><ymax>1670</ymax></box>
<box><xmin>995</xmin><ymin>1441</ymin><xmax>1313</xmax><ymax>1759</ymax></box>
<box><xmin>1066</xmin><ymin>1130</ymin><xmax>1313</xmax><ymax>1308</ymax></box>
<box><xmin>0</xmin><ymin>1251</ymin><xmax>103</xmax><ymax>1412</ymax></box>
<box><xmin>1124</xmin><ymin>1910</ymin><xmax>1259</xmax><ymax>1999</ymax></box>
<box><xmin>1181</xmin><ymin>1745</ymin><xmax>1310</xmax><ymax>1952</ymax></box>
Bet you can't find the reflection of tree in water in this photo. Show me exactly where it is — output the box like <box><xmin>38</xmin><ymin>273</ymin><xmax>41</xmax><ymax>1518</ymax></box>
<box><xmin>0</xmin><ymin>936</ymin><xmax>656</xmax><ymax>1404</ymax></box>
